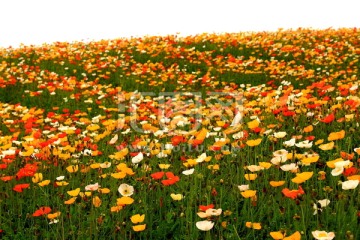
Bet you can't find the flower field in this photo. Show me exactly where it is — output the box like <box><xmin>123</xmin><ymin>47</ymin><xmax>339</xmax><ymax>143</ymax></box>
<box><xmin>0</xmin><ymin>28</ymin><xmax>359</xmax><ymax>239</ymax></box>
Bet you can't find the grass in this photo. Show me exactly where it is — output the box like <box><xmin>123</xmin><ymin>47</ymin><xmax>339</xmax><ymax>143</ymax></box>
<box><xmin>0</xmin><ymin>28</ymin><xmax>359</xmax><ymax>239</ymax></box>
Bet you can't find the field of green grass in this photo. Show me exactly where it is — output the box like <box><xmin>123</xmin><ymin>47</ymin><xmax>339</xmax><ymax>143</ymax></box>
<box><xmin>0</xmin><ymin>28</ymin><xmax>359</xmax><ymax>239</ymax></box>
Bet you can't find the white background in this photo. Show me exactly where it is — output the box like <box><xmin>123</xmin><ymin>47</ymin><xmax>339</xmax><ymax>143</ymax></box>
<box><xmin>0</xmin><ymin>0</ymin><xmax>359</xmax><ymax>48</ymax></box>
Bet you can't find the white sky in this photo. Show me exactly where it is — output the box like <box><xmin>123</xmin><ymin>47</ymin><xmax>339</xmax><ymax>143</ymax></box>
<box><xmin>0</xmin><ymin>0</ymin><xmax>359</xmax><ymax>48</ymax></box>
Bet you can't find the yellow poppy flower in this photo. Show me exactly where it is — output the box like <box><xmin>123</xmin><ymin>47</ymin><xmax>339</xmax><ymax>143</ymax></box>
<box><xmin>291</xmin><ymin>171</ymin><xmax>313</xmax><ymax>184</ymax></box>
<box><xmin>66</xmin><ymin>165</ymin><xmax>79</xmax><ymax>173</ymax></box>
<box><xmin>319</xmin><ymin>141</ymin><xmax>334</xmax><ymax>151</ymax></box>
<box><xmin>132</xmin><ymin>224</ymin><xmax>146</xmax><ymax>232</ymax></box>
<box><xmin>111</xmin><ymin>206</ymin><xmax>123</xmax><ymax>212</ymax></box>
<box><xmin>64</xmin><ymin>197</ymin><xmax>77</xmax><ymax>205</ymax></box>
<box><xmin>47</xmin><ymin>212</ymin><xmax>61</xmax><ymax>220</ymax></box>
<box><xmin>38</xmin><ymin>180</ymin><xmax>51</xmax><ymax>187</ymax></box>
<box><xmin>303</xmin><ymin>125</ymin><xmax>313</xmax><ymax>133</ymax></box>
<box><xmin>244</xmin><ymin>174</ymin><xmax>257</xmax><ymax>181</ymax></box>
<box><xmin>98</xmin><ymin>188</ymin><xmax>111</xmax><ymax>194</ymax></box>
<box><xmin>32</xmin><ymin>173</ymin><xmax>43</xmax><ymax>183</ymax></box>
<box><xmin>269</xmin><ymin>181</ymin><xmax>285</xmax><ymax>187</ymax></box>
<box><xmin>90</xmin><ymin>163</ymin><xmax>100</xmax><ymax>169</ymax></box>
<box><xmin>87</xmin><ymin>124</ymin><xmax>100</xmax><ymax>131</ymax></box>
<box><xmin>67</xmin><ymin>188</ymin><xmax>80</xmax><ymax>197</ymax></box>
<box><xmin>116</xmin><ymin>196</ymin><xmax>134</xmax><ymax>205</ymax></box>
<box><xmin>246</xmin><ymin>138</ymin><xmax>262</xmax><ymax>147</ymax></box>
<box><xmin>111</xmin><ymin>172</ymin><xmax>127</xmax><ymax>179</ymax></box>
<box><xmin>247</xmin><ymin>119</ymin><xmax>260</xmax><ymax>129</ymax></box>
<box><xmin>301</xmin><ymin>155</ymin><xmax>319</xmax><ymax>165</ymax></box>
<box><xmin>328</xmin><ymin>130</ymin><xmax>345</xmax><ymax>141</ymax></box>
<box><xmin>55</xmin><ymin>181</ymin><xmax>69</xmax><ymax>186</ymax></box>
<box><xmin>259</xmin><ymin>162</ymin><xmax>272</xmax><ymax>169</ymax></box>
<box><xmin>170</xmin><ymin>193</ymin><xmax>183</xmax><ymax>201</ymax></box>
<box><xmin>92</xmin><ymin>196</ymin><xmax>102</xmax><ymax>207</ymax></box>
<box><xmin>284</xmin><ymin>231</ymin><xmax>301</xmax><ymax>240</ymax></box>
<box><xmin>241</xmin><ymin>190</ymin><xmax>257</xmax><ymax>198</ymax></box>
<box><xmin>130</xmin><ymin>214</ymin><xmax>145</xmax><ymax>224</ymax></box>
<box><xmin>159</xmin><ymin>164</ymin><xmax>171</xmax><ymax>169</ymax></box>
<box><xmin>245</xmin><ymin>222</ymin><xmax>261</xmax><ymax>230</ymax></box>
<box><xmin>270</xmin><ymin>231</ymin><xmax>284</xmax><ymax>239</ymax></box>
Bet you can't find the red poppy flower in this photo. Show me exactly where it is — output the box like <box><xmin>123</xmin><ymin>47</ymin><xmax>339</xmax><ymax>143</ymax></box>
<box><xmin>343</xmin><ymin>167</ymin><xmax>358</xmax><ymax>177</ymax></box>
<box><xmin>199</xmin><ymin>204</ymin><xmax>215</xmax><ymax>211</ymax></box>
<box><xmin>13</xmin><ymin>183</ymin><xmax>30</xmax><ymax>192</ymax></box>
<box><xmin>151</xmin><ymin>171</ymin><xmax>164</xmax><ymax>180</ymax></box>
<box><xmin>0</xmin><ymin>164</ymin><xmax>7</xmax><ymax>169</ymax></box>
<box><xmin>161</xmin><ymin>172</ymin><xmax>180</xmax><ymax>186</ymax></box>
<box><xmin>171</xmin><ymin>136</ymin><xmax>186</xmax><ymax>146</ymax></box>
<box><xmin>320</xmin><ymin>113</ymin><xmax>335</xmax><ymax>124</ymax></box>
<box><xmin>0</xmin><ymin>176</ymin><xmax>13</xmax><ymax>182</ymax></box>
<box><xmin>32</xmin><ymin>206</ymin><xmax>52</xmax><ymax>217</ymax></box>
<box><xmin>305</xmin><ymin>136</ymin><xmax>315</xmax><ymax>141</ymax></box>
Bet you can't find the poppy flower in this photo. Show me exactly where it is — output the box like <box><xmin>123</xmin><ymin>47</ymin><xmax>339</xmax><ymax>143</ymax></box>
<box><xmin>116</xmin><ymin>196</ymin><xmax>134</xmax><ymax>205</ymax></box>
<box><xmin>291</xmin><ymin>171</ymin><xmax>313</xmax><ymax>184</ymax></box>
<box><xmin>182</xmin><ymin>168</ymin><xmax>195</xmax><ymax>175</ymax></box>
<box><xmin>199</xmin><ymin>204</ymin><xmax>215</xmax><ymax>211</ymax></box>
<box><xmin>47</xmin><ymin>212</ymin><xmax>61</xmax><ymax>220</ymax></box>
<box><xmin>241</xmin><ymin>190</ymin><xmax>257</xmax><ymax>198</ymax></box>
<box><xmin>0</xmin><ymin>164</ymin><xmax>7</xmax><ymax>169</ymax></box>
<box><xmin>246</xmin><ymin>138</ymin><xmax>262</xmax><ymax>147</ymax></box>
<box><xmin>318</xmin><ymin>141</ymin><xmax>334</xmax><ymax>151</ymax></box>
<box><xmin>171</xmin><ymin>135</ymin><xmax>186</xmax><ymax>146</ymax></box>
<box><xmin>118</xmin><ymin>183</ymin><xmax>134</xmax><ymax>196</ymax></box>
<box><xmin>161</xmin><ymin>172</ymin><xmax>180</xmax><ymax>186</ymax></box>
<box><xmin>67</xmin><ymin>188</ymin><xmax>80</xmax><ymax>197</ymax></box>
<box><xmin>85</xmin><ymin>183</ymin><xmax>101</xmax><ymax>191</ymax></box>
<box><xmin>110</xmin><ymin>206</ymin><xmax>123</xmax><ymax>213</ymax></box>
<box><xmin>13</xmin><ymin>183</ymin><xmax>30</xmax><ymax>192</ymax></box>
<box><xmin>244</xmin><ymin>174</ymin><xmax>258</xmax><ymax>181</ymax></box>
<box><xmin>247</xmin><ymin>119</ymin><xmax>260</xmax><ymax>129</ymax></box>
<box><xmin>311</xmin><ymin>230</ymin><xmax>335</xmax><ymax>240</ymax></box>
<box><xmin>340</xmin><ymin>151</ymin><xmax>354</xmax><ymax>160</ymax></box>
<box><xmin>130</xmin><ymin>214</ymin><xmax>145</xmax><ymax>224</ymax></box>
<box><xmin>32</xmin><ymin>206</ymin><xmax>52</xmax><ymax>217</ymax></box>
<box><xmin>327</xmin><ymin>130</ymin><xmax>345</xmax><ymax>141</ymax></box>
<box><xmin>303</xmin><ymin>125</ymin><xmax>313</xmax><ymax>133</ymax></box>
<box><xmin>341</xmin><ymin>180</ymin><xmax>359</xmax><ymax>190</ymax></box>
<box><xmin>245</xmin><ymin>222</ymin><xmax>261</xmax><ymax>230</ymax></box>
<box><xmin>32</xmin><ymin>173</ymin><xmax>43</xmax><ymax>183</ymax></box>
<box><xmin>151</xmin><ymin>171</ymin><xmax>164</xmax><ymax>180</ymax></box>
<box><xmin>170</xmin><ymin>193</ymin><xmax>183</xmax><ymax>201</ymax></box>
<box><xmin>343</xmin><ymin>167</ymin><xmax>358</xmax><ymax>177</ymax></box>
<box><xmin>196</xmin><ymin>220</ymin><xmax>214</xmax><ymax>231</ymax></box>
<box><xmin>92</xmin><ymin>196</ymin><xmax>102</xmax><ymax>207</ymax></box>
<box><xmin>320</xmin><ymin>113</ymin><xmax>335</xmax><ymax>123</ymax></box>
<box><xmin>132</xmin><ymin>224</ymin><xmax>146</xmax><ymax>232</ymax></box>
<box><xmin>269</xmin><ymin>181</ymin><xmax>285</xmax><ymax>187</ymax></box>
<box><xmin>38</xmin><ymin>180</ymin><xmax>51</xmax><ymax>187</ymax></box>
<box><xmin>282</xmin><ymin>186</ymin><xmax>305</xmax><ymax>199</ymax></box>
<box><xmin>270</xmin><ymin>231</ymin><xmax>301</xmax><ymax>240</ymax></box>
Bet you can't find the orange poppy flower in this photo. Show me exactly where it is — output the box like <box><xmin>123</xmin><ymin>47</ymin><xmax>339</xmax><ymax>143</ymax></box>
<box><xmin>282</xmin><ymin>186</ymin><xmax>305</xmax><ymax>199</ymax></box>
<box><xmin>32</xmin><ymin>206</ymin><xmax>52</xmax><ymax>217</ymax></box>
